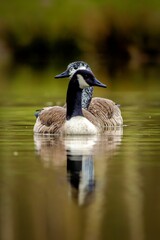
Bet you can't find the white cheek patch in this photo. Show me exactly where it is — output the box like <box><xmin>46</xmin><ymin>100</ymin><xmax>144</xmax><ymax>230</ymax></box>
<box><xmin>77</xmin><ymin>74</ymin><xmax>89</xmax><ymax>89</ymax></box>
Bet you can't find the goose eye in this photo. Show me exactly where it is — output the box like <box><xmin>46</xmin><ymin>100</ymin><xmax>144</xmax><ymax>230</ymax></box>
<box><xmin>85</xmin><ymin>74</ymin><xmax>89</xmax><ymax>78</ymax></box>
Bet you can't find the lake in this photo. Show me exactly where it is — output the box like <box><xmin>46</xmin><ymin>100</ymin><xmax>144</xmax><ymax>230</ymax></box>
<box><xmin>0</xmin><ymin>67</ymin><xmax>160</xmax><ymax>240</ymax></box>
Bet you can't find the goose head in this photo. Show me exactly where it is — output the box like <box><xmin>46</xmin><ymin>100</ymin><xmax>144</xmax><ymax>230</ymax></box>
<box><xmin>55</xmin><ymin>61</ymin><xmax>99</xmax><ymax>109</ymax></box>
<box><xmin>55</xmin><ymin>61</ymin><xmax>92</xmax><ymax>79</ymax></box>
<box><xmin>71</xmin><ymin>69</ymin><xmax>106</xmax><ymax>89</ymax></box>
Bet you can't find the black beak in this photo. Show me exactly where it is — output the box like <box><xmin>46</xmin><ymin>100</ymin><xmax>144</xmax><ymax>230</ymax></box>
<box><xmin>93</xmin><ymin>78</ymin><xmax>107</xmax><ymax>88</ymax></box>
<box><xmin>55</xmin><ymin>70</ymin><xmax>69</xmax><ymax>78</ymax></box>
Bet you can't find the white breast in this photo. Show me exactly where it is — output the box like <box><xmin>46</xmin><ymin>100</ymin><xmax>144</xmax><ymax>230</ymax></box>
<box><xmin>63</xmin><ymin>116</ymin><xmax>98</xmax><ymax>135</ymax></box>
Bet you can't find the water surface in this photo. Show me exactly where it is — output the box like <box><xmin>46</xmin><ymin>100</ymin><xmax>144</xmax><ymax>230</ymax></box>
<box><xmin>0</xmin><ymin>89</ymin><xmax>160</xmax><ymax>240</ymax></box>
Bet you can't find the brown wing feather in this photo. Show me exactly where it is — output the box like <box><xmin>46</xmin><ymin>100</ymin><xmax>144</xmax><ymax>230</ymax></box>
<box><xmin>34</xmin><ymin>106</ymin><xmax>66</xmax><ymax>134</ymax></box>
<box><xmin>88</xmin><ymin>97</ymin><xmax>123</xmax><ymax>127</ymax></box>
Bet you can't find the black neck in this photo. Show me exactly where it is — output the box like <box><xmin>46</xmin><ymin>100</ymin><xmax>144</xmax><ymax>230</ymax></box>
<box><xmin>66</xmin><ymin>80</ymin><xmax>83</xmax><ymax>120</ymax></box>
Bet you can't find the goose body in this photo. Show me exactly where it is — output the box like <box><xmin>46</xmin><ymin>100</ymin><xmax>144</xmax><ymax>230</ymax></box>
<box><xmin>55</xmin><ymin>61</ymin><xmax>123</xmax><ymax>127</ymax></box>
<box><xmin>34</xmin><ymin>107</ymin><xmax>100</xmax><ymax>134</ymax></box>
<box><xmin>64</xmin><ymin>116</ymin><xmax>98</xmax><ymax>135</ymax></box>
<box><xmin>34</xmin><ymin>69</ymin><xmax>106</xmax><ymax>135</ymax></box>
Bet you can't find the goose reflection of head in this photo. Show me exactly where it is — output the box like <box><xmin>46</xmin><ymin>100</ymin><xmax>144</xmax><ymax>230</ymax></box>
<box><xmin>34</xmin><ymin>128</ymin><xmax>123</xmax><ymax>205</ymax></box>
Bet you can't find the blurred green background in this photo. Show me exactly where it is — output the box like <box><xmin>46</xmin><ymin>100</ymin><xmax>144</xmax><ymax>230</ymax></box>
<box><xmin>0</xmin><ymin>0</ymin><xmax>160</xmax><ymax>97</ymax></box>
<box><xmin>0</xmin><ymin>3</ymin><xmax>160</xmax><ymax>240</ymax></box>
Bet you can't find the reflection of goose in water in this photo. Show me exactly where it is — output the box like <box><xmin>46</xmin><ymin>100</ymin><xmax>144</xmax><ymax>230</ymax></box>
<box><xmin>33</xmin><ymin>128</ymin><xmax>145</xmax><ymax>240</ymax></box>
<box><xmin>34</xmin><ymin>128</ymin><xmax>123</xmax><ymax>206</ymax></box>
<box><xmin>65</xmin><ymin>136</ymin><xmax>97</xmax><ymax>205</ymax></box>
<box><xmin>67</xmin><ymin>155</ymin><xmax>95</xmax><ymax>204</ymax></box>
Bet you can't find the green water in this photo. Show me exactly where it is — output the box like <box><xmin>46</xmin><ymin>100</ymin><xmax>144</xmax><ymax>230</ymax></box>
<box><xmin>0</xmin><ymin>70</ymin><xmax>160</xmax><ymax>240</ymax></box>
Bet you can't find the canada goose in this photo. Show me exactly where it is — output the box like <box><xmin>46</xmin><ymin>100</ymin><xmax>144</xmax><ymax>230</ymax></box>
<box><xmin>34</xmin><ymin>69</ymin><xmax>106</xmax><ymax>135</ymax></box>
<box><xmin>55</xmin><ymin>61</ymin><xmax>123</xmax><ymax>127</ymax></box>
